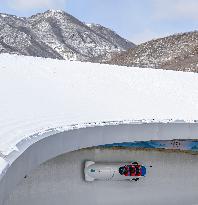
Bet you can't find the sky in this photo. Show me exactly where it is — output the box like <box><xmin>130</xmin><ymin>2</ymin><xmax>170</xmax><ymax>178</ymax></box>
<box><xmin>0</xmin><ymin>0</ymin><xmax>198</xmax><ymax>44</ymax></box>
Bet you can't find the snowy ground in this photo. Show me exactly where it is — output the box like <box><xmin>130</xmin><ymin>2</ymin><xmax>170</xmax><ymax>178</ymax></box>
<box><xmin>0</xmin><ymin>54</ymin><xmax>198</xmax><ymax>156</ymax></box>
<box><xmin>5</xmin><ymin>148</ymin><xmax>198</xmax><ymax>205</ymax></box>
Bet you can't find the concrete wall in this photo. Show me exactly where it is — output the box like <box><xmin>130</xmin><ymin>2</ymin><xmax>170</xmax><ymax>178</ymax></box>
<box><xmin>1</xmin><ymin>122</ymin><xmax>198</xmax><ymax>204</ymax></box>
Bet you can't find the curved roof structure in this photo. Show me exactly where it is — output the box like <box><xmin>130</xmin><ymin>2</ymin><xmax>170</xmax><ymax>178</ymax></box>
<box><xmin>0</xmin><ymin>54</ymin><xmax>198</xmax><ymax>204</ymax></box>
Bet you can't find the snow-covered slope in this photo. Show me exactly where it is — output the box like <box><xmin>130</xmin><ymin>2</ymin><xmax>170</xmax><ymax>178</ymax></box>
<box><xmin>0</xmin><ymin>54</ymin><xmax>198</xmax><ymax>155</ymax></box>
<box><xmin>0</xmin><ymin>10</ymin><xmax>135</xmax><ymax>62</ymax></box>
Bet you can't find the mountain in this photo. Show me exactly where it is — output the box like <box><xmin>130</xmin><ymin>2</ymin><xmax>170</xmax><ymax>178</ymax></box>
<box><xmin>0</xmin><ymin>10</ymin><xmax>135</xmax><ymax>62</ymax></box>
<box><xmin>108</xmin><ymin>31</ymin><xmax>198</xmax><ymax>72</ymax></box>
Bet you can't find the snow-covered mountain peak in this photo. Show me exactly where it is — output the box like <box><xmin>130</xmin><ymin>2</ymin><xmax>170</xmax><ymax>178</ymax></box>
<box><xmin>41</xmin><ymin>9</ymin><xmax>72</xmax><ymax>18</ymax></box>
<box><xmin>0</xmin><ymin>11</ymin><xmax>135</xmax><ymax>62</ymax></box>
<box><xmin>28</xmin><ymin>9</ymin><xmax>89</xmax><ymax>29</ymax></box>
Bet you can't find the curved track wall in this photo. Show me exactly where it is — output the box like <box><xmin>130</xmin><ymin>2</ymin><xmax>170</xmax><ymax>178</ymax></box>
<box><xmin>0</xmin><ymin>122</ymin><xmax>198</xmax><ymax>204</ymax></box>
<box><xmin>5</xmin><ymin>148</ymin><xmax>198</xmax><ymax>205</ymax></box>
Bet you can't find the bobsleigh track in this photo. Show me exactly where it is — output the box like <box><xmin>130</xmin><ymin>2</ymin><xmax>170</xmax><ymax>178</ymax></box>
<box><xmin>1</xmin><ymin>55</ymin><xmax>198</xmax><ymax>205</ymax></box>
<box><xmin>0</xmin><ymin>122</ymin><xmax>198</xmax><ymax>205</ymax></box>
<box><xmin>5</xmin><ymin>148</ymin><xmax>198</xmax><ymax>205</ymax></box>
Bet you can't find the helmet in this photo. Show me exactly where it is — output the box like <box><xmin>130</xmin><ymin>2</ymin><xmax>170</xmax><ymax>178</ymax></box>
<box><xmin>119</xmin><ymin>166</ymin><xmax>126</xmax><ymax>175</ymax></box>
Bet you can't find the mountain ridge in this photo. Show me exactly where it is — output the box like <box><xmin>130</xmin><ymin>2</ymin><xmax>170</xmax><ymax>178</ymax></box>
<box><xmin>108</xmin><ymin>31</ymin><xmax>198</xmax><ymax>72</ymax></box>
<box><xmin>0</xmin><ymin>10</ymin><xmax>135</xmax><ymax>62</ymax></box>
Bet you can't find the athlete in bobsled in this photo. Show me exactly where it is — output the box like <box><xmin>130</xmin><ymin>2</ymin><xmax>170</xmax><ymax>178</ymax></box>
<box><xmin>84</xmin><ymin>161</ymin><xmax>146</xmax><ymax>182</ymax></box>
<box><xmin>119</xmin><ymin>162</ymin><xmax>142</xmax><ymax>180</ymax></box>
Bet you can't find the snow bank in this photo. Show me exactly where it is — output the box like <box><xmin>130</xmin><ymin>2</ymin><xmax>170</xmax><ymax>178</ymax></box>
<box><xmin>0</xmin><ymin>54</ymin><xmax>198</xmax><ymax>155</ymax></box>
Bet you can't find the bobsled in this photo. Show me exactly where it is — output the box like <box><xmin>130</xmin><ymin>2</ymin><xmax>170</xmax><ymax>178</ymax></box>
<box><xmin>84</xmin><ymin>161</ymin><xmax>146</xmax><ymax>182</ymax></box>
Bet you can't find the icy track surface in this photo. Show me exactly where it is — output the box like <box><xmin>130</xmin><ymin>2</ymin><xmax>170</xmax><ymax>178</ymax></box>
<box><xmin>0</xmin><ymin>54</ymin><xmax>198</xmax><ymax>155</ymax></box>
<box><xmin>5</xmin><ymin>148</ymin><xmax>198</xmax><ymax>205</ymax></box>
